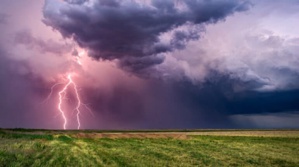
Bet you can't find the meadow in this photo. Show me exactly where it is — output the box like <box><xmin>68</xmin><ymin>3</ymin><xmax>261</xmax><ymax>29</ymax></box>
<box><xmin>0</xmin><ymin>129</ymin><xmax>298</xmax><ymax>167</ymax></box>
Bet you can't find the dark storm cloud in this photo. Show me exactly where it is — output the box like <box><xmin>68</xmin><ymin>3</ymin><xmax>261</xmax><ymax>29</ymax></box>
<box><xmin>84</xmin><ymin>73</ymin><xmax>299</xmax><ymax>129</ymax></box>
<box><xmin>14</xmin><ymin>30</ymin><xmax>72</xmax><ymax>55</ymax></box>
<box><xmin>170</xmin><ymin>75</ymin><xmax>299</xmax><ymax>128</ymax></box>
<box><xmin>226</xmin><ymin>90</ymin><xmax>299</xmax><ymax>115</ymax></box>
<box><xmin>43</xmin><ymin>0</ymin><xmax>251</xmax><ymax>71</ymax></box>
<box><xmin>2</xmin><ymin>0</ymin><xmax>298</xmax><ymax>129</ymax></box>
<box><xmin>37</xmin><ymin>0</ymin><xmax>299</xmax><ymax>129</ymax></box>
<box><xmin>198</xmin><ymin>71</ymin><xmax>299</xmax><ymax>117</ymax></box>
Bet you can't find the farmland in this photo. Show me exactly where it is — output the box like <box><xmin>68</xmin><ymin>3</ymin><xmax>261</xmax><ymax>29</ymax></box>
<box><xmin>0</xmin><ymin>129</ymin><xmax>298</xmax><ymax>167</ymax></box>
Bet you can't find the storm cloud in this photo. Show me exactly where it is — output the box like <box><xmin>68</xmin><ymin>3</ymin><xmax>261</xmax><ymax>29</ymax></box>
<box><xmin>1</xmin><ymin>0</ymin><xmax>299</xmax><ymax>129</ymax></box>
<box><xmin>43</xmin><ymin>0</ymin><xmax>251</xmax><ymax>71</ymax></box>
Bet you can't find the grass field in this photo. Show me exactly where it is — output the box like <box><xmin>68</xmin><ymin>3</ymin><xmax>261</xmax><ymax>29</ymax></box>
<box><xmin>0</xmin><ymin>129</ymin><xmax>299</xmax><ymax>167</ymax></box>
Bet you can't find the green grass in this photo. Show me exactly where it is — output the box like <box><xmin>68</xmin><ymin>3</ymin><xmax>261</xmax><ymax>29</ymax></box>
<box><xmin>0</xmin><ymin>130</ymin><xmax>298</xmax><ymax>167</ymax></box>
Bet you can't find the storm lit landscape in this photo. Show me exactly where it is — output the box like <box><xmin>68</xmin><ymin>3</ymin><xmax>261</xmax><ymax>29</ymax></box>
<box><xmin>0</xmin><ymin>0</ymin><xmax>299</xmax><ymax>166</ymax></box>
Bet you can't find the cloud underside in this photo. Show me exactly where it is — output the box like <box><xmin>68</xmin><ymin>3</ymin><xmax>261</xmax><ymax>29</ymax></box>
<box><xmin>43</xmin><ymin>0</ymin><xmax>250</xmax><ymax>71</ymax></box>
<box><xmin>0</xmin><ymin>0</ymin><xmax>294</xmax><ymax>129</ymax></box>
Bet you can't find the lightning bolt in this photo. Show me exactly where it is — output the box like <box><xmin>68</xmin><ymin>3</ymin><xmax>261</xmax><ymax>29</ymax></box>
<box><xmin>71</xmin><ymin>74</ymin><xmax>83</xmax><ymax>129</ymax></box>
<box><xmin>57</xmin><ymin>73</ymin><xmax>89</xmax><ymax>129</ymax></box>
<box><xmin>43</xmin><ymin>49</ymin><xmax>92</xmax><ymax>129</ymax></box>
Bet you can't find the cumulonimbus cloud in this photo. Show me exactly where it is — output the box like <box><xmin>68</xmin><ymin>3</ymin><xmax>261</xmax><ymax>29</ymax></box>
<box><xmin>43</xmin><ymin>0</ymin><xmax>251</xmax><ymax>71</ymax></box>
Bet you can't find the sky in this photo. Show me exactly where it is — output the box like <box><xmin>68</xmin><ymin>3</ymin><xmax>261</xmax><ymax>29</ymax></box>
<box><xmin>0</xmin><ymin>0</ymin><xmax>299</xmax><ymax>129</ymax></box>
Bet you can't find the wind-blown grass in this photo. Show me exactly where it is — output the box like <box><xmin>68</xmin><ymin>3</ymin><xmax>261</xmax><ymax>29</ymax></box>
<box><xmin>0</xmin><ymin>129</ymin><xmax>298</xmax><ymax>167</ymax></box>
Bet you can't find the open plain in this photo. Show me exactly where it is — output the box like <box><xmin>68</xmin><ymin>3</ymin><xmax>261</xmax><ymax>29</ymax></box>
<box><xmin>0</xmin><ymin>129</ymin><xmax>298</xmax><ymax>167</ymax></box>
